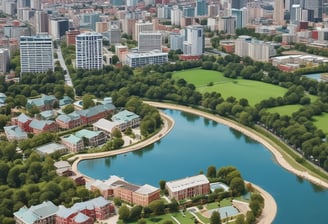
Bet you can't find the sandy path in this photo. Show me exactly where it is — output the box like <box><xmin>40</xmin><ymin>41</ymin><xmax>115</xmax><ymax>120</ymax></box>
<box><xmin>70</xmin><ymin>101</ymin><xmax>328</xmax><ymax>224</ymax></box>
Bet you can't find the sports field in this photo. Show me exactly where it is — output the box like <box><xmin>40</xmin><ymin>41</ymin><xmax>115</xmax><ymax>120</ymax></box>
<box><xmin>173</xmin><ymin>69</ymin><xmax>288</xmax><ymax>106</ymax></box>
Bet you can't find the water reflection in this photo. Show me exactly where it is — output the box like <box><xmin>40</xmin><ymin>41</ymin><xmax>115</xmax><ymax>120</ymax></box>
<box><xmin>180</xmin><ymin>111</ymin><xmax>199</xmax><ymax>122</ymax></box>
<box><xmin>132</xmin><ymin>143</ymin><xmax>155</xmax><ymax>157</ymax></box>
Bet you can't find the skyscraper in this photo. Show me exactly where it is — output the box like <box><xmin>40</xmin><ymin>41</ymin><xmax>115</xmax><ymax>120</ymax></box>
<box><xmin>274</xmin><ymin>0</ymin><xmax>285</xmax><ymax>25</ymax></box>
<box><xmin>183</xmin><ymin>25</ymin><xmax>204</xmax><ymax>56</ymax></box>
<box><xmin>20</xmin><ymin>33</ymin><xmax>54</xmax><ymax>74</ymax></box>
<box><xmin>76</xmin><ymin>32</ymin><xmax>103</xmax><ymax>70</ymax></box>
<box><xmin>303</xmin><ymin>0</ymin><xmax>323</xmax><ymax>22</ymax></box>
<box><xmin>196</xmin><ymin>0</ymin><xmax>208</xmax><ymax>16</ymax></box>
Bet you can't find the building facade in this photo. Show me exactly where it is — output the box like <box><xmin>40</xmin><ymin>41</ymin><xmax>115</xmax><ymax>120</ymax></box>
<box><xmin>125</xmin><ymin>51</ymin><xmax>168</xmax><ymax>67</ymax></box>
<box><xmin>20</xmin><ymin>33</ymin><xmax>54</xmax><ymax>74</ymax></box>
<box><xmin>76</xmin><ymin>32</ymin><xmax>103</xmax><ymax>70</ymax></box>
<box><xmin>183</xmin><ymin>25</ymin><xmax>204</xmax><ymax>56</ymax></box>
<box><xmin>138</xmin><ymin>32</ymin><xmax>162</xmax><ymax>52</ymax></box>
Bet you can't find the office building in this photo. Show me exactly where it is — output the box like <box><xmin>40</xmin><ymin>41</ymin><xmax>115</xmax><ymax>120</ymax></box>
<box><xmin>80</xmin><ymin>13</ymin><xmax>101</xmax><ymax>31</ymax></box>
<box><xmin>125</xmin><ymin>50</ymin><xmax>168</xmax><ymax>67</ymax></box>
<box><xmin>134</xmin><ymin>21</ymin><xmax>153</xmax><ymax>41</ymax></box>
<box><xmin>219</xmin><ymin>16</ymin><xmax>236</xmax><ymax>34</ymax></box>
<box><xmin>49</xmin><ymin>17</ymin><xmax>69</xmax><ymax>40</ymax></box>
<box><xmin>183</xmin><ymin>25</ymin><xmax>204</xmax><ymax>56</ymax></box>
<box><xmin>109</xmin><ymin>24</ymin><xmax>121</xmax><ymax>44</ymax></box>
<box><xmin>20</xmin><ymin>34</ymin><xmax>54</xmax><ymax>74</ymax></box>
<box><xmin>183</xmin><ymin>6</ymin><xmax>195</xmax><ymax>17</ymax></box>
<box><xmin>232</xmin><ymin>8</ymin><xmax>247</xmax><ymax>29</ymax></box>
<box><xmin>34</xmin><ymin>10</ymin><xmax>49</xmax><ymax>33</ymax></box>
<box><xmin>196</xmin><ymin>0</ymin><xmax>208</xmax><ymax>16</ymax></box>
<box><xmin>304</xmin><ymin>0</ymin><xmax>323</xmax><ymax>22</ymax></box>
<box><xmin>138</xmin><ymin>32</ymin><xmax>162</xmax><ymax>52</ymax></box>
<box><xmin>232</xmin><ymin>0</ymin><xmax>247</xmax><ymax>9</ymax></box>
<box><xmin>76</xmin><ymin>32</ymin><xmax>103</xmax><ymax>70</ymax></box>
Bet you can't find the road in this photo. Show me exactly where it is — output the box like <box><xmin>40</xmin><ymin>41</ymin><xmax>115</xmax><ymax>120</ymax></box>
<box><xmin>56</xmin><ymin>46</ymin><xmax>74</xmax><ymax>87</ymax></box>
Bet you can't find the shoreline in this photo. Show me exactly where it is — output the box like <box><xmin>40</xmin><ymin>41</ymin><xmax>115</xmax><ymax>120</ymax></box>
<box><xmin>70</xmin><ymin>101</ymin><xmax>328</xmax><ymax>223</ymax></box>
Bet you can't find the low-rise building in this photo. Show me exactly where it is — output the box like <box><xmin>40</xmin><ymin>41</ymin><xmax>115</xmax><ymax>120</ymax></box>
<box><xmin>75</xmin><ymin>129</ymin><xmax>107</xmax><ymax>147</ymax></box>
<box><xmin>165</xmin><ymin>174</ymin><xmax>210</xmax><ymax>200</ymax></box>
<box><xmin>112</xmin><ymin>109</ymin><xmax>141</xmax><ymax>131</ymax></box>
<box><xmin>26</xmin><ymin>94</ymin><xmax>58</xmax><ymax>111</ymax></box>
<box><xmin>29</xmin><ymin>119</ymin><xmax>58</xmax><ymax>134</ymax></box>
<box><xmin>35</xmin><ymin>143</ymin><xmax>67</xmax><ymax>156</ymax></box>
<box><xmin>61</xmin><ymin>134</ymin><xmax>84</xmax><ymax>153</ymax></box>
<box><xmin>93</xmin><ymin>118</ymin><xmax>121</xmax><ymax>135</ymax></box>
<box><xmin>14</xmin><ymin>201</ymin><xmax>58</xmax><ymax>224</ymax></box>
<box><xmin>125</xmin><ymin>50</ymin><xmax>168</xmax><ymax>67</ymax></box>
<box><xmin>3</xmin><ymin>125</ymin><xmax>28</xmax><ymax>141</ymax></box>
<box><xmin>56</xmin><ymin>112</ymin><xmax>82</xmax><ymax>129</ymax></box>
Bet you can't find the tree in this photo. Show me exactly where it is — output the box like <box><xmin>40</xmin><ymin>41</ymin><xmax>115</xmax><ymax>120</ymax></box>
<box><xmin>119</xmin><ymin>205</ymin><xmax>130</xmax><ymax>222</ymax></box>
<box><xmin>159</xmin><ymin>180</ymin><xmax>166</xmax><ymax>190</ymax></box>
<box><xmin>230</xmin><ymin>177</ymin><xmax>245</xmax><ymax>196</ymax></box>
<box><xmin>235</xmin><ymin>214</ymin><xmax>245</xmax><ymax>224</ymax></box>
<box><xmin>0</xmin><ymin>115</ymin><xmax>9</xmax><ymax>130</ymax></box>
<box><xmin>82</xmin><ymin>94</ymin><xmax>95</xmax><ymax>109</ymax></box>
<box><xmin>210</xmin><ymin>211</ymin><xmax>221</xmax><ymax>224</ymax></box>
<box><xmin>148</xmin><ymin>200</ymin><xmax>165</xmax><ymax>215</ymax></box>
<box><xmin>129</xmin><ymin>205</ymin><xmax>143</xmax><ymax>221</ymax></box>
<box><xmin>62</xmin><ymin>104</ymin><xmax>75</xmax><ymax>114</ymax></box>
<box><xmin>245</xmin><ymin>211</ymin><xmax>256</xmax><ymax>224</ymax></box>
<box><xmin>207</xmin><ymin>165</ymin><xmax>217</xmax><ymax>178</ymax></box>
<box><xmin>112</xmin><ymin>128</ymin><xmax>122</xmax><ymax>138</ymax></box>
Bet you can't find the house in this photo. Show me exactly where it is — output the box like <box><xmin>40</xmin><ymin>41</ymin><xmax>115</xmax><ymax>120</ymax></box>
<box><xmin>111</xmin><ymin>109</ymin><xmax>141</xmax><ymax>131</ymax></box>
<box><xmin>39</xmin><ymin>110</ymin><xmax>56</xmax><ymax>120</ymax></box>
<box><xmin>15</xmin><ymin>113</ymin><xmax>32</xmax><ymax>132</ymax></box>
<box><xmin>26</xmin><ymin>94</ymin><xmax>58</xmax><ymax>111</ymax></box>
<box><xmin>93</xmin><ymin>118</ymin><xmax>121</xmax><ymax>135</ymax></box>
<box><xmin>55</xmin><ymin>196</ymin><xmax>115</xmax><ymax>224</ymax></box>
<box><xmin>61</xmin><ymin>134</ymin><xmax>84</xmax><ymax>153</ymax></box>
<box><xmin>74</xmin><ymin>129</ymin><xmax>107</xmax><ymax>147</ymax></box>
<box><xmin>3</xmin><ymin>125</ymin><xmax>28</xmax><ymax>141</ymax></box>
<box><xmin>165</xmin><ymin>174</ymin><xmax>210</xmax><ymax>200</ymax></box>
<box><xmin>14</xmin><ymin>201</ymin><xmax>58</xmax><ymax>224</ymax></box>
<box><xmin>29</xmin><ymin>119</ymin><xmax>58</xmax><ymax>134</ymax></box>
<box><xmin>56</xmin><ymin>112</ymin><xmax>82</xmax><ymax>129</ymax></box>
<box><xmin>70</xmin><ymin>175</ymin><xmax>86</xmax><ymax>186</ymax></box>
<box><xmin>35</xmin><ymin>143</ymin><xmax>67</xmax><ymax>156</ymax></box>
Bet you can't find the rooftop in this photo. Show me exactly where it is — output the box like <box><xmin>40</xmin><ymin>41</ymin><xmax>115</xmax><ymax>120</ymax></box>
<box><xmin>166</xmin><ymin>174</ymin><xmax>209</xmax><ymax>193</ymax></box>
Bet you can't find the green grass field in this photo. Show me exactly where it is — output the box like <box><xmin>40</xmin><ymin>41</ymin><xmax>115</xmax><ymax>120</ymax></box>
<box><xmin>313</xmin><ymin>113</ymin><xmax>328</xmax><ymax>134</ymax></box>
<box><xmin>266</xmin><ymin>105</ymin><xmax>303</xmax><ymax>116</ymax></box>
<box><xmin>173</xmin><ymin>69</ymin><xmax>288</xmax><ymax>106</ymax></box>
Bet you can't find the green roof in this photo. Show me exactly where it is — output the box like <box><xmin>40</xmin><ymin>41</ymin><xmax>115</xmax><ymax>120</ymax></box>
<box><xmin>75</xmin><ymin>129</ymin><xmax>102</xmax><ymax>139</ymax></box>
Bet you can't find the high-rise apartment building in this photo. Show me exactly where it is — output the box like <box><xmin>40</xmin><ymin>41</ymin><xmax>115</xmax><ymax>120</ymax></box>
<box><xmin>183</xmin><ymin>25</ymin><xmax>204</xmax><ymax>56</ymax></box>
<box><xmin>274</xmin><ymin>0</ymin><xmax>285</xmax><ymax>25</ymax></box>
<box><xmin>80</xmin><ymin>13</ymin><xmax>101</xmax><ymax>31</ymax></box>
<box><xmin>0</xmin><ymin>49</ymin><xmax>9</xmax><ymax>74</ymax></box>
<box><xmin>20</xmin><ymin>34</ymin><xmax>54</xmax><ymax>74</ymax></box>
<box><xmin>109</xmin><ymin>24</ymin><xmax>121</xmax><ymax>44</ymax></box>
<box><xmin>170</xmin><ymin>33</ymin><xmax>184</xmax><ymax>51</ymax></box>
<box><xmin>232</xmin><ymin>0</ymin><xmax>247</xmax><ymax>9</ymax></box>
<box><xmin>171</xmin><ymin>5</ymin><xmax>182</xmax><ymax>26</ymax></box>
<box><xmin>196</xmin><ymin>0</ymin><xmax>208</xmax><ymax>16</ymax></box>
<box><xmin>138</xmin><ymin>32</ymin><xmax>162</xmax><ymax>52</ymax></box>
<box><xmin>76</xmin><ymin>32</ymin><xmax>103</xmax><ymax>70</ymax></box>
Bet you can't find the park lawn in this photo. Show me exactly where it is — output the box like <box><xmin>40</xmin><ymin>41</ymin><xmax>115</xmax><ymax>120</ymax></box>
<box><xmin>117</xmin><ymin>212</ymin><xmax>195</xmax><ymax>224</ymax></box>
<box><xmin>266</xmin><ymin>105</ymin><xmax>304</xmax><ymax>116</ymax></box>
<box><xmin>206</xmin><ymin>198</ymin><xmax>232</xmax><ymax>210</ymax></box>
<box><xmin>173</xmin><ymin>69</ymin><xmax>288</xmax><ymax>106</ymax></box>
<box><xmin>312</xmin><ymin>113</ymin><xmax>328</xmax><ymax>134</ymax></box>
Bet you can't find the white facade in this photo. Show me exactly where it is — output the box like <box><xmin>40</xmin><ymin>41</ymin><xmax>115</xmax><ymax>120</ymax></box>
<box><xmin>170</xmin><ymin>33</ymin><xmax>184</xmax><ymax>51</ymax></box>
<box><xmin>138</xmin><ymin>32</ymin><xmax>162</xmax><ymax>52</ymax></box>
<box><xmin>20</xmin><ymin>34</ymin><xmax>54</xmax><ymax>74</ymax></box>
<box><xmin>218</xmin><ymin>16</ymin><xmax>236</xmax><ymax>34</ymax></box>
<box><xmin>76</xmin><ymin>32</ymin><xmax>103</xmax><ymax>70</ymax></box>
<box><xmin>273</xmin><ymin>0</ymin><xmax>285</xmax><ymax>25</ymax></box>
<box><xmin>171</xmin><ymin>6</ymin><xmax>182</xmax><ymax>26</ymax></box>
<box><xmin>183</xmin><ymin>25</ymin><xmax>204</xmax><ymax>56</ymax></box>
<box><xmin>134</xmin><ymin>21</ymin><xmax>153</xmax><ymax>41</ymax></box>
<box><xmin>125</xmin><ymin>51</ymin><xmax>168</xmax><ymax>67</ymax></box>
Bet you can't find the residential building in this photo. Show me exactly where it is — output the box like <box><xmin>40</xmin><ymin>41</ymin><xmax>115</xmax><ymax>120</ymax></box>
<box><xmin>76</xmin><ymin>32</ymin><xmax>103</xmax><ymax>70</ymax></box>
<box><xmin>26</xmin><ymin>94</ymin><xmax>58</xmax><ymax>111</ymax></box>
<box><xmin>93</xmin><ymin>118</ymin><xmax>121</xmax><ymax>135</ymax></box>
<box><xmin>183</xmin><ymin>25</ymin><xmax>204</xmax><ymax>56</ymax></box>
<box><xmin>74</xmin><ymin>129</ymin><xmax>107</xmax><ymax>147</ymax></box>
<box><xmin>274</xmin><ymin>0</ymin><xmax>285</xmax><ymax>25</ymax></box>
<box><xmin>34</xmin><ymin>10</ymin><xmax>49</xmax><ymax>33</ymax></box>
<box><xmin>138</xmin><ymin>32</ymin><xmax>162</xmax><ymax>52</ymax></box>
<box><xmin>165</xmin><ymin>174</ymin><xmax>210</xmax><ymax>200</ymax></box>
<box><xmin>4</xmin><ymin>125</ymin><xmax>28</xmax><ymax>141</ymax></box>
<box><xmin>56</xmin><ymin>112</ymin><xmax>82</xmax><ymax>129</ymax></box>
<box><xmin>196</xmin><ymin>0</ymin><xmax>208</xmax><ymax>16</ymax></box>
<box><xmin>80</xmin><ymin>13</ymin><xmax>101</xmax><ymax>31</ymax></box>
<box><xmin>111</xmin><ymin>109</ymin><xmax>141</xmax><ymax>131</ymax></box>
<box><xmin>66</xmin><ymin>30</ymin><xmax>81</xmax><ymax>45</ymax></box>
<box><xmin>96</xmin><ymin>22</ymin><xmax>109</xmax><ymax>33</ymax></box>
<box><xmin>61</xmin><ymin>134</ymin><xmax>84</xmax><ymax>153</ymax></box>
<box><xmin>90</xmin><ymin>176</ymin><xmax>160</xmax><ymax>206</ymax></box>
<box><xmin>109</xmin><ymin>24</ymin><xmax>121</xmax><ymax>44</ymax></box>
<box><xmin>76</xmin><ymin>104</ymin><xmax>116</xmax><ymax>125</ymax></box>
<box><xmin>170</xmin><ymin>32</ymin><xmax>184</xmax><ymax>51</ymax></box>
<box><xmin>14</xmin><ymin>201</ymin><xmax>58</xmax><ymax>224</ymax></box>
<box><xmin>157</xmin><ymin>5</ymin><xmax>171</xmax><ymax>19</ymax></box>
<box><xmin>125</xmin><ymin>50</ymin><xmax>168</xmax><ymax>67</ymax></box>
<box><xmin>171</xmin><ymin>5</ymin><xmax>182</xmax><ymax>26</ymax></box>
<box><xmin>20</xmin><ymin>33</ymin><xmax>54</xmax><ymax>74</ymax></box>
<box><xmin>29</xmin><ymin>119</ymin><xmax>58</xmax><ymax>134</ymax></box>
<box><xmin>35</xmin><ymin>143</ymin><xmax>67</xmax><ymax>156</ymax></box>
<box><xmin>0</xmin><ymin>48</ymin><xmax>9</xmax><ymax>74</ymax></box>
<box><xmin>218</xmin><ymin>16</ymin><xmax>236</xmax><ymax>34</ymax></box>
<box><xmin>183</xmin><ymin>6</ymin><xmax>195</xmax><ymax>17</ymax></box>
<box><xmin>56</xmin><ymin>196</ymin><xmax>115</xmax><ymax>223</ymax></box>
<box><xmin>15</xmin><ymin>113</ymin><xmax>32</xmax><ymax>132</ymax></box>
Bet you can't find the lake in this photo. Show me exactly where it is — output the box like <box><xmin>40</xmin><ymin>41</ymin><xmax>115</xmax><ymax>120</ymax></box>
<box><xmin>78</xmin><ymin>109</ymin><xmax>328</xmax><ymax>224</ymax></box>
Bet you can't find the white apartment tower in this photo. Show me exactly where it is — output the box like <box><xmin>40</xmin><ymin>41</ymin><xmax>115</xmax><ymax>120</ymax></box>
<box><xmin>76</xmin><ymin>32</ymin><xmax>103</xmax><ymax>70</ymax></box>
<box><xmin>134</xmin><ymin>21</ymin><xmax>153</xmax><ymax>41</ymax></box>
<box><xmin>138</xmin><ymin>32</ymin><xmax>162</xmax><ymax>52</ymax></box>
<box><xmin>183</xmin><ymin>25</ymin><xmax>204</xmax><ymax>56</ymax></box>
<box><xmin>274</xmin><ymin>0</ymin><xmax>285</xmax><ymax>25</ymax></box>
<box><xmin>20</xmin><ymin>34</ymin><xmax>54</xmax><ymax>74</ymax></box>
<box><xmin>171</xmin><ymin>6</ymin><xmax>182</xmax><ymax>26</ymax></box>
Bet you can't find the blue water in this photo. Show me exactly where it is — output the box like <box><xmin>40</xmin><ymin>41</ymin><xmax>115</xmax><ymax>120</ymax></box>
<box><xmin>303</xmin><ymin>73</ymin><xmax>322</xmax><ymax>82</ymax></box>
<box><xmin>78</xmin><ymin>109</ymin><xmax>328</xmax><ymax>224</ymax></box>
